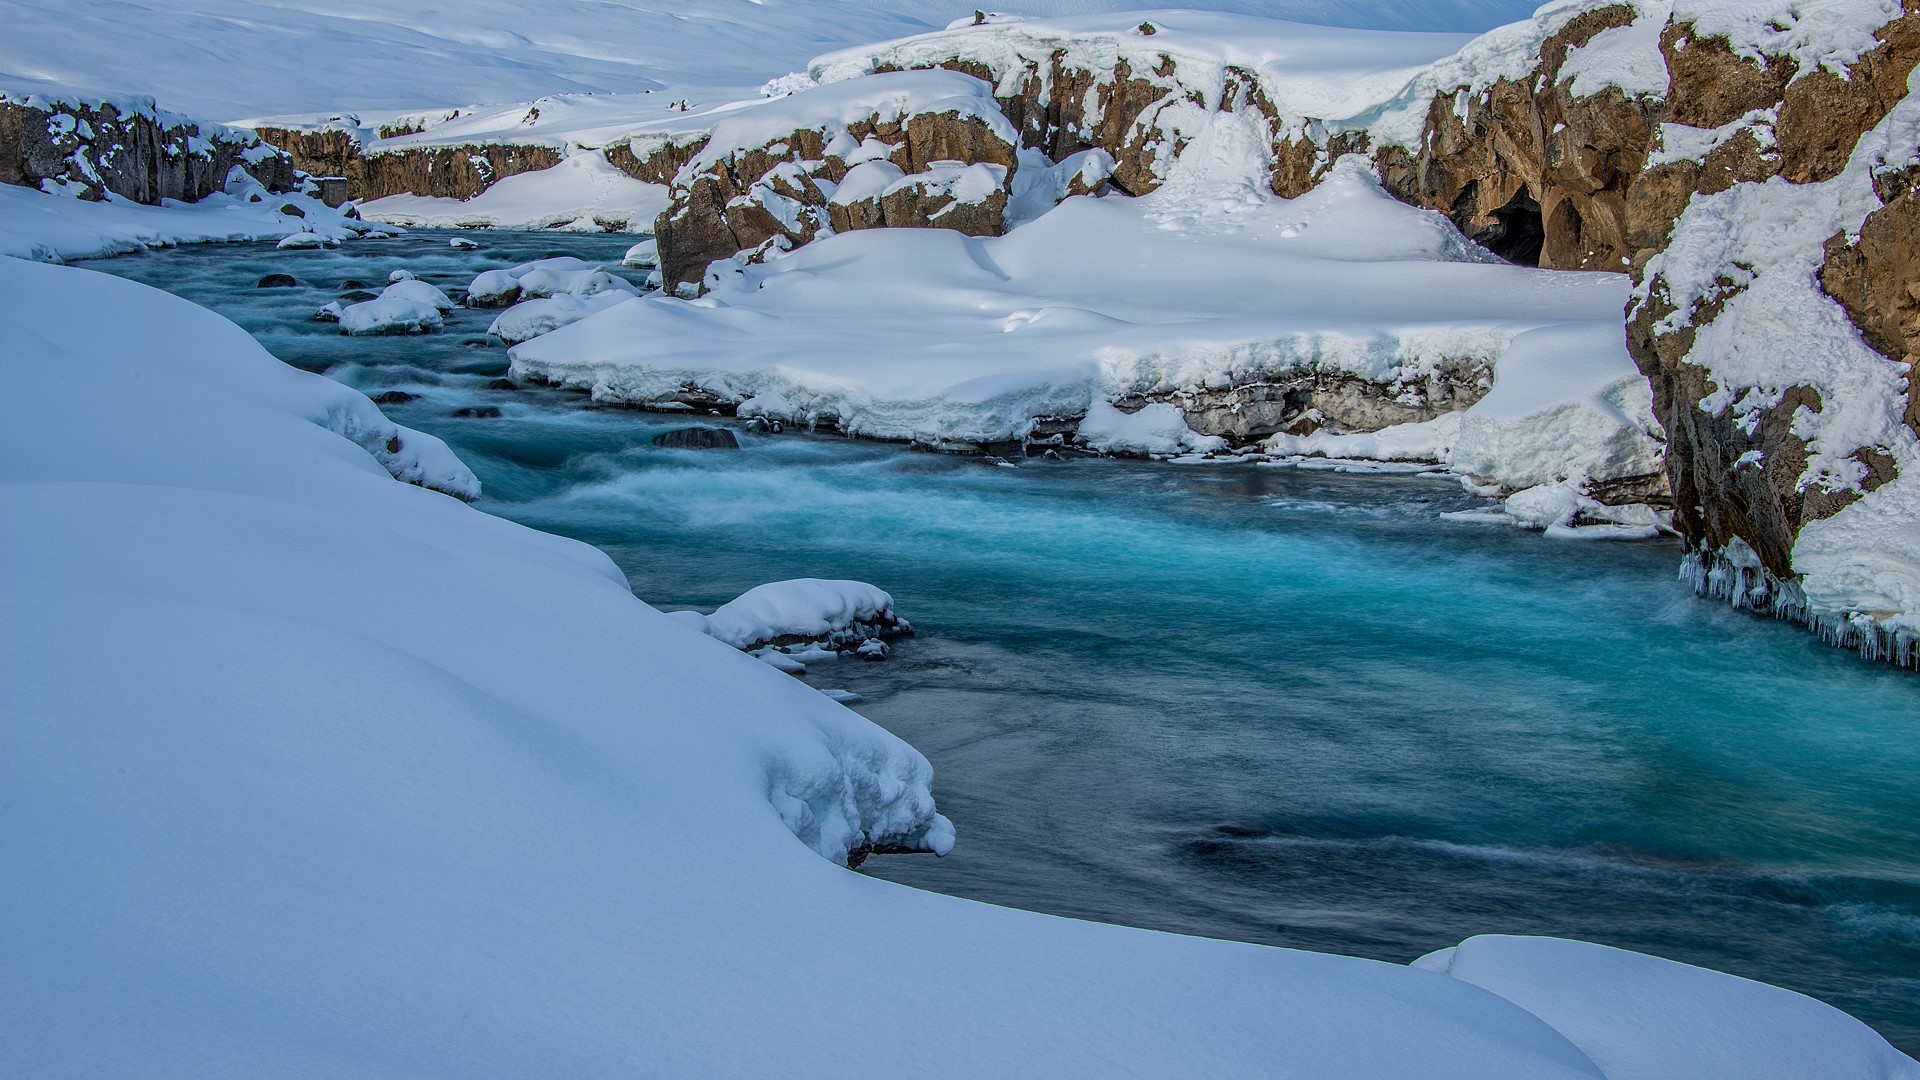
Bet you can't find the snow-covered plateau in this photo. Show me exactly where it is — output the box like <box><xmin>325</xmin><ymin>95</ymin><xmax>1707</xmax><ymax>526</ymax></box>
<box><xmin>4</xmin><ymin>229</ymin><xmax>1916</xmax><ymax>1080</ymax></box>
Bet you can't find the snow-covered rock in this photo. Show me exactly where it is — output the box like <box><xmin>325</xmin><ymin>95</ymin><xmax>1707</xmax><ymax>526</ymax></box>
<box><xmin>685</xmin><ymin>578</ymin><xmax>911</xmax><ymax>653</ymax></box>
<box><xmin>338</xmin><ymin>295</ymin><xmax>444</xmax><ymax>335</ymax></box>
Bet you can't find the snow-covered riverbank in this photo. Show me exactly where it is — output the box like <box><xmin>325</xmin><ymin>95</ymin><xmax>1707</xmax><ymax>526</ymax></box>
<box><xmin>4</xmin><ymin>252</ymin><xmax>1915</xmax><ymax>1076</ymax></box>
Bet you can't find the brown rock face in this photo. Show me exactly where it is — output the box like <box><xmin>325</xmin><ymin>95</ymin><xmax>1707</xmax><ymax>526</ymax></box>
<box><xmin>254</xmin><ymin>127</ymin><xmax>562</xmax><ymax>201</ymax></box>
<box><xmin>1625</xmin><ymin>5</ymin><xmax>1919</xmax><ymax>591</ymax></box>
<box><xmin>1</xmin><ymin>99</ymin><xmax>294</xmax><ymax>203</ymax></box>
<box><xmin>1376</xmin><ymin>5</ymin><xmax>1659</xmax><ymax>272</ymax></box>
<box><xmin>1822</xmin><ymin>162</ymin><xmax>1920</xmax><ymax>439</ymax></box>
<box><xmin>655</xmin><ymin>109</ymin><xmax>1017</xmax><ymax>290</ymax></box>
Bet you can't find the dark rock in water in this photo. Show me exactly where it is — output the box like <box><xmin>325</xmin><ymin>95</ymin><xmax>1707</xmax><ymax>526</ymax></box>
<box><xmin>652</xmin><ymin>426</ymin><xmax>740</xmax><ymax>450</ymax></box>
<box><xmin>451</xmin><ymin>405</ymin><xmax>504</xmax><ymax>419</ymax></box>
<box><xmin>460</xmin><ymin>338</ymin><xmax>496</xmax><ymax>349</ymax></box>
<box><xmin>370</xmin><ymin>391</ymin><xmax>417</xmax><ymax>405</ymax></box>
<box><xmin>339</xmin><ymin>279</ymin><xmax>368</xmax><ymax>289</ymax></box>
<box><xmin>540</xmin><ymin>250</ymin><xmax>580</xmax><ymax>261</ymax></box>
<box><xmin>485</xmin><ymin>378</ymin><xmax>519</xmax><ymax>391</ymax></box>
<box><xmin>340</xmin><ymin>290</ymin><xmax>378</xmax><ymax>303</ymax></box>
<box><xmin>278</xmin><ymin>203</ymin><xmax>305</xmax><ymax>217</ymax></box>
<box><xmin>256</xmin><ymin>273</ymin><xmax>297</xmax><ymax>288</ymax></box>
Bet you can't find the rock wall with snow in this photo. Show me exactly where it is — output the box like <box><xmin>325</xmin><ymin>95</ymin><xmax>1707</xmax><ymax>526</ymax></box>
<box><xmin>0</xmin><ymin>91</ymin><xmax>295</xmax><ymax>202</ymax></box>
<box><xmin>254</xmin><ymin>121</ymin><xmax>564</xmax><ymax>201</ymax></box>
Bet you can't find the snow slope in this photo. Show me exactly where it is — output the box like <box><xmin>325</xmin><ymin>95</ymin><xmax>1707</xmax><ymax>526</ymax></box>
<box><xmin>0</xmin><ymin>1</ymin><xmax>1545</xmax><ymax>121</ymax></box>
<box><xmin>4</xmin><ymin>252</ymin><xmax>1914</xmax><ymax>1079</ymax></box>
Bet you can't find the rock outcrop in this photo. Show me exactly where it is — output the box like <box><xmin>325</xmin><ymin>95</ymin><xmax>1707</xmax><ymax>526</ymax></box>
<box><xmin>654</xmin><ymin>98</ymin><xmax>1018</xmax><ymax>290</ymax></box>
<box><xmin>0</xmin><ymin>94</ymin><xmax>294</xmax><ymax>202</ymax></box>
<box><xmin>253</xmin><ymin>125</ymin><xmax>563</xmax><ymax>201</ymax></box>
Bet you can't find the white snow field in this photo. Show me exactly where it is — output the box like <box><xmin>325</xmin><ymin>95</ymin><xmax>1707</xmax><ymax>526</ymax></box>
<box><xmin>4</xmin><ymin>253</ymin><xmax>1916</xmax><ymax>1080</ymax></box>
<box><xmin>0</xmin><ymin>1</ymin><xmax>1543</xmax><ymax>122</ymax></box>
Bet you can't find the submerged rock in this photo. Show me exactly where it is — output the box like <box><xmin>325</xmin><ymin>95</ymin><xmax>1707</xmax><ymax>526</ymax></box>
<box><xmin>369</xmin><ymin>391</ymin><xmax>417</xmax><ymax>405</ymax></box>
<box><xmin>451</xmin><ymin>405</ymin><xmax>503</xmax><ymax>419</ymax></box>
<box><xmin>652</xmin><ymin>426</ymin><xmax>739</xmax><ymax>450</ymax></box>
<box><xmin>255</xmin><ymin>273</ymin><xmax>297</xmax><ymax>288</ymax></box>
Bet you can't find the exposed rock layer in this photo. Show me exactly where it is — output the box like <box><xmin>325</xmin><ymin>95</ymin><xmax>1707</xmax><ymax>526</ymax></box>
<box><xmin>254</xmin><ymin>127</ymin><xmax>563</xmax><ymax>200</ymax></box>
<box><xmin>0</xmin><ymin>99</ymin><xmax>294</xmax><ymax>202</ymax></box>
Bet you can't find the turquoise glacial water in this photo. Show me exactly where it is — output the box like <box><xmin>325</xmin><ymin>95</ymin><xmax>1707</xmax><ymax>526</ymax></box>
<box><xmin>86</xmin><ymin>232</ymin><xmax>1920</xmax><ymax>1050</ymax></box>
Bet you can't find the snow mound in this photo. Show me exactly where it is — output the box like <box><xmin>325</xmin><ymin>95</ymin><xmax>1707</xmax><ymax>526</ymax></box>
<box><xmin>1418</xmin><ymin>934</ymin><xmax>1919</xmax><ymax>1080</ymax></box>
<box><xmin>339</xmin><ymin>295</ymin><xmax>444</xmax><ymax>336</ymax></box>
<box><xmin>1078</xmin><ymin>400</ymin><xmax>1226</xmax><ymax>457</ymax></box>
<box><xmin>489</xmin><ymin>291</ymin><xmax>634</xmax><ymax>345</ymax></box>
<box><xmin>691</xmin><ymin>578</ymin><xmax>911</xmax><ymax>652</ymax></box>
<box><xmin>468</xmin><ymin>256</ymin><xmax>638</xmax><ymax>307</ymax></box>
<box><xmin>360</xmin><ymin>153</ymin><xmax>668</xmax><ymax>233</ymax></box>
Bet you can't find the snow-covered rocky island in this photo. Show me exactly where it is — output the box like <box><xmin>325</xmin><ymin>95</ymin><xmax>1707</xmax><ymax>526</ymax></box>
<box><xmin>3</xmin><ymin>0</ymin><xmax>1918</xmax><ymax>1076</ymax></box>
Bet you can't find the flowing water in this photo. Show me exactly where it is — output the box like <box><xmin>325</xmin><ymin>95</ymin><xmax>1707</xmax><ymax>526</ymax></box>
<box><xmin>86</xmin><ymin>232</ymin><xmax>1920</xmax><ymax>1050</ymax></box>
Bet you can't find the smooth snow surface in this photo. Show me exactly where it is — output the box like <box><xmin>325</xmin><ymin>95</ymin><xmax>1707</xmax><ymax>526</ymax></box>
<box><xmin>0</xmin><ymin>1</ymin><xmax>1545</xmax><ymax>121</ymax></box>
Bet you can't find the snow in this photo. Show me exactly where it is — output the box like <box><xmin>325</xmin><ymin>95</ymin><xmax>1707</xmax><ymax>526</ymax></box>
<box><xmin>488</xmin><ymin>291</ymin><xmax>635</xmax><ymax>345</ymax></box>
<box><xmin>1671</xmin><ymin>0</ymin><xmax>1905</xmax><ymax>80</ymax></box>
<box><xmin>513</xmin><ymin>146</ymin><xmax>1642</xmax><ymax>492</ymax></box>
<box><xmin>687</xmin><ymin>579</ymin><xmax>909</xmax><ymax>651</ymax></box>
<box><xmin>1078</xmin><ymin>399</ymin><xmax>1228</xmax><ymax>456</ymax></box>
<box><xmin>1418</xmin><ymin>935</ymin><xmax>1920</xmax><ymax>1080</ymax></box>
<box><xmin>1449</xmin><ymin>323</ymin><xmax>1666</xmax><ymax>492</ymax></box>
<box><xmin>1559</xmin><ymin>10</ymin><xmax>1673</xmax><ymax>100</ymax></box>
<box><xmin>338</xmin><ymin>295</ymin><xmax>444</xmax><ymax>336</ymax></box>
<box><xmin>359</xmin><ymin>152</ymin><xmax>668</xmax><ymax>233</ymax></box>
<box><xmin>0</xmin><ymin>171</ymin><xmax>377</xmax><ymax>264</ymax></box>
<box><xmin>622</xmin><ymin>238</ymin><xmax>659</xmax><ymax>268</ymax></box>
<box><xmin>0</xmin><ymin>2</ymin><xmax>1545</xmax><ymax>123</ymax></box>
<box><xmin>1649</xmin><ymin>109</ymin><xmax>1779</xmax><ymax>167</ymax></box>
<box><xmin>5</xmin><ymin>248</ymin><xmax>1916</xmax><ymax>1079</ymax></box>
<box><xmin>469</xmin><ymin>257</ymin><xmax>639</xmax><ymax>306</ymax></box>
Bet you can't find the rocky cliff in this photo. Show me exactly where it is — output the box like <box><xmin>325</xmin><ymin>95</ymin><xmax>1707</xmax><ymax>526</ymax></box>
<box><xmin>253</xmin><ymin>125</ymin><xmax>563</xmax><ymax>201</ymax></box>
<box><xmin>0</xmin><ymin>92</ymin><xmax>294</xmax><ymax>202</ymax></box>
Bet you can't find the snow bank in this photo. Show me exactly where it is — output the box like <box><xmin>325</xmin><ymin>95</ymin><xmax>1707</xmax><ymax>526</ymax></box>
<box><xmin>359</xmin><ymin>153</ymin><xmax>668</xmax><ymax>232</ymax></box>
<box><xmin>5</xmin><ymin>256</ymin><xmax>1915</xmax><ymax>1077</ymax></box>
<box><xmin>0</xmin><ymin>168</ymin><xmax>380</xmax><ymax>264</ymax></box>
<box><xmin>1418</xmin><ymin>935</ymin><xmax>1919</xmax><ymax>1080</ymax></box>
<box><xmin>513</xmin><ymin>146</ymin><xmax>1639</xmax><ymax>490</ymax></box>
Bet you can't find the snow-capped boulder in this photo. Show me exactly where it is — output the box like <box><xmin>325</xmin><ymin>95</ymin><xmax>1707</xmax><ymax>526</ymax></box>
<box><xmin>467</xmin><ymin>257</ymin><xmax>635</xmax><ymax>307</ymax></box>
<box><xmin>339</xmin><ymin>295</ymin><xmax>444</xmax><ymax>335</ymax></box>
<box><xmin>681</xmin><ymin>578</ymin><xmax>912</xmax><ymax>655</ymax></box>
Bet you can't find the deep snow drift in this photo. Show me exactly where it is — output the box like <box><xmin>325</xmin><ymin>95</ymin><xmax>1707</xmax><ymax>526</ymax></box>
<box><xmin>4</xmin><ymin>253</ymin><xmax>1914</xmax><ymax>1076</ymax></box>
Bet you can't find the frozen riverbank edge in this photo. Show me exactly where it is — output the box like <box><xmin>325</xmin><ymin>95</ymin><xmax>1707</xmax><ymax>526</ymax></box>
<box><xmin>4</xmin><ymin>254</ymin><xmax>1916</xmax><ymax>1077</ymax></box>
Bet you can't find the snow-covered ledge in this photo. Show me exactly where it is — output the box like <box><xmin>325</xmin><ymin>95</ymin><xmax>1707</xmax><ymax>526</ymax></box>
<box><xmin>2</xmin><ymin>255</ymin><xmax>1912</xmax><ymax>1077</ymax></box>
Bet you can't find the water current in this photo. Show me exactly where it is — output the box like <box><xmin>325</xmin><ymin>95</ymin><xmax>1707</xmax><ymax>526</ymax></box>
<box><xmin>85</xmin><ymin>231</ymin><xmax>1920</xmax><ymax>1050</ymax></box>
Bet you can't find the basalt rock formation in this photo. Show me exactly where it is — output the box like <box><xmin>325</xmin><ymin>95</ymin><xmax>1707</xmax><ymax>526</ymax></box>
<box><xmin>0</xmin><ymin>95</ymin><xmax>294</xmax><ymax>202</ymax></box>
